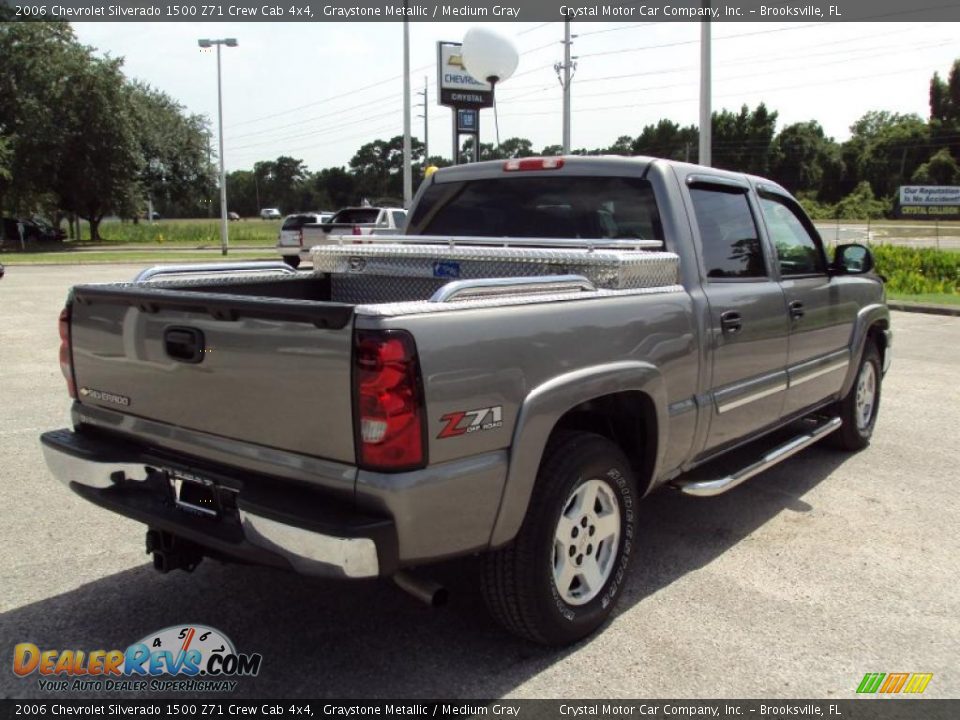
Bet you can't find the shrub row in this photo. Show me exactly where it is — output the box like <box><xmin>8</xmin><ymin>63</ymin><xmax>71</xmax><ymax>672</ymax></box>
<box><xmin>871</xmin><ymin>245</ymin><xmax>960</xmax><ymax>295</ymax></box>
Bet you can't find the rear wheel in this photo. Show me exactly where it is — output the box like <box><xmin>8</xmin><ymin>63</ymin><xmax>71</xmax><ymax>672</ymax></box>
<box><xmin>481</xmin><ymin>432</ymin><xmax>638</xmax><ymax>645</ymax></box>
<box><xmin>282</xmin><ymin>255</ymin><xmax>301</xmax><ymax>269</ymax></box>
<box><xmin>831</xmin><ymin>341</ymin><xmax>882</xmax><ymax>451</ymax></box>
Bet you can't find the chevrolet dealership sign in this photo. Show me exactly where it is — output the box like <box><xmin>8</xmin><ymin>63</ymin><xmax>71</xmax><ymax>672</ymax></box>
<box><xmin>437</xmin><ymin>41</ymin><xmax>493</xmax><ymax>108</ymax></box>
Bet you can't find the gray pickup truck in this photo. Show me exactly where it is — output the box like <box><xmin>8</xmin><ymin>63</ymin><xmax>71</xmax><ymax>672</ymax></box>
<box><xmin>41</xmin><ymin>156</ymin><xmax>891</xmax><ymax>645</ymax></box>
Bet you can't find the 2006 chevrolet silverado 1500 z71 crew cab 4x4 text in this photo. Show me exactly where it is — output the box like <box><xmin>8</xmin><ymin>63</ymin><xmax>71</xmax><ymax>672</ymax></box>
<box><xmin>41</xmin><ymin>157</ymin><xmax>891</xmax><ymax>645</ymax></box>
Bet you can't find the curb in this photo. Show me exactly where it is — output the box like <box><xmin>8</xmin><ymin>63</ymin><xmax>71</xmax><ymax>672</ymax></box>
<box><xmin>888</xmin><ymin>301</ymin><xmax>960</xmax><ymax>317</ymax></box>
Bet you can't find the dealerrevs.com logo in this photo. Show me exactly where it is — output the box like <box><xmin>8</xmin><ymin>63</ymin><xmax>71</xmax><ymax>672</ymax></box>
<box><xmin>13</xmin><ymin>624</ymin><xmax>262</xmax><ymax>693</ymax></box>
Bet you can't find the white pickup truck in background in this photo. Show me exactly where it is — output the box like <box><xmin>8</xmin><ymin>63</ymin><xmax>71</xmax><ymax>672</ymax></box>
<box><xmin>280</xmin><ymin>206</ymin><xmax>408</xmax><ymax>268</ymax></box>
<box><xmin>276</xmin><ymin>212</ymin><xmax>333</xmax><ymax>268</ymax></box>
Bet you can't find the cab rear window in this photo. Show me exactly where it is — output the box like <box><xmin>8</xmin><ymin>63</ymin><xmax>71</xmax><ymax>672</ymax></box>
<box><xmin>407</xmin><ymin>176</ymin><xmax>663</xmax><ymax>240</ymax></box>
<box><xmin>281</xmin><ymin>215</ymin><xmax>317</xmax><ymax>231</ymax></box>
<box><xmin>331</xmin><ymin>209</ymin><xmax>379</xmax><ymax>224</ymax></box>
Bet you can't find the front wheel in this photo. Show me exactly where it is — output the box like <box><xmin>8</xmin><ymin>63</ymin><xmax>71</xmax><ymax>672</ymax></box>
<box><xmin>831</xmin><ymin>342</ymin><xmax>882</xmax><ymax>451</ymax></box>
<box><xmin>481</xmin><ymin>432</ymin><xmax>639</xmax><ymax>645</ymax></box>
<box><xmin>282</xmin><ymin>255</ymin><xmax>301</xmax><ymax>269</ymax></box>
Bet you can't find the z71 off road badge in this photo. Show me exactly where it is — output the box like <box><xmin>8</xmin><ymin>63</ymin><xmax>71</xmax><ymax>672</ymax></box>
<box><xmin>438</xmin><ymin>406</ymin><xmax>503</xmax><ymax>439</ymax></box>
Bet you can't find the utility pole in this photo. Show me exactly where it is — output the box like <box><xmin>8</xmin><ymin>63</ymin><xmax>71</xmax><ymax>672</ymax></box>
<box><xmin>417</xmin><ymin>76</ymin><xmax>429</xmax><ymax>163</ymax></box>
<box><xmin>402</xmin><ymin>13</ymin><xmax>412</xmax><ymax>208</ymax></box>
<box><xmin>554</xmin><ymin>20</ymin><xmax>577</xmax><ymax>154</ymax></box>
<box><xmin>207</xmin><ymin>132</ymin><xmax>213</xmax><ymax>218</ymax></box>
<box><xmin>698</xmin><ymin>2</ymin><xmax>712</xmax><ymax>167</ymax></box>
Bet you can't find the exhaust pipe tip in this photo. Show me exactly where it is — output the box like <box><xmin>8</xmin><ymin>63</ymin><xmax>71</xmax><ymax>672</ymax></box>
<box><xmin>393</xmin><ymin>571</ymin><xmax>448</xmax><ymax>608</ymax></box>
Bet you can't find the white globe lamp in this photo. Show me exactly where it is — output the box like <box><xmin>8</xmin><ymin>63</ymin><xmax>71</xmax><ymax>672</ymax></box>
<box><xmin>461</xmin><ymin>27</ymin><xmax>519</xmax><ymax>86</ymax></box>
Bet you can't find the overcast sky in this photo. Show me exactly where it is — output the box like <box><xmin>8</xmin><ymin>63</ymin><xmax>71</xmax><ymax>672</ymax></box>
<box><xmin>72</xmin><ymin>21</ymin><xmax>959</xmax><ymax>173</ymax></box>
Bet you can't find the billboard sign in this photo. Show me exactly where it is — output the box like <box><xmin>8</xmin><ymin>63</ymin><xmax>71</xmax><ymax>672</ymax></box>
<box><xmin>897</xmin><ymin>185</ymin><xmax>960</xmax><ymax>219</ymax></box>
<box><xmin>437</xmin><ymin>41</ymin><xmax>493</xmax><ymax>109</ymax></box>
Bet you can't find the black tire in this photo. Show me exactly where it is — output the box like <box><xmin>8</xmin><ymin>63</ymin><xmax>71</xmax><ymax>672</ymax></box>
<box><xmin>830</xmin><ymin>341</ymin><xmax>882</xmax><ymax>451</ymax></box>
<box><xmin>282</xmin><ymin>255</ymin><xmax>301</xmax><ymax>269</ymax></box>
<box><xmin>481</xmin><ymin>432</ymin><xmax>639</xmax><ymax>646</ymax></box>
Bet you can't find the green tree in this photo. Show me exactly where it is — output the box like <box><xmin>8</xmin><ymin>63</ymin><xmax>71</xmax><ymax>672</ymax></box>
<box><xmin>631</xmin><ymin>119</ymin><xmax>698</xmax><ymax>161</ymax></box>
<box><xmin>605</xmin><ymin>135</ymin><xmax>634</xmax><ymax>156</ymax></box>
<box><xmin>314</xmin><ymin>167</ymin><xmax>356</xmax><ymax>209</ymax></box>
<box><xmin>52</xmin><ymin>53</ymin><xmax>142</xmax><ymax>240</ymax></box>
<box><xmin>910</xmin><ymin>147</ymin><xmax>960</xmax><ymax>185</ymax></box>
<box><xmin>842</xmin><ymin>111</ymin><xmax>929</xmax><ymax>199</ymax></box>
<box><xmin>224</xmin><ymin>170</ymin><xmax>257</xmax><ymax>217</ymax></box>
<box><xmin>769</xmin><ymin>121</ymin><xmax>843</xmax><ymax>197</ymax></box>
<box><xmin>833</xmin><ymin>181</ymin><xmax>888</xmax><ymax>219</ymax></box>
<box><xmin>350</xmin><ymin>136</ymin><xmax>424</xmax><ymax>198</ymax></box>
<box><xmin>498</xmin><ymin>137</ymin><xmax>535</xmax><ymax>158</ymax></box>
<box><xmin>712</xmin><ymin>103</ymin><xmax>778</xmax><ymax>176</ymax></box>
<box><xmin>254</xmin><ymin>156</ymin><xmax>310</xmax><ymax>212</ymax></box>
<box><xmin>128</xmin><ymin>82</ymin><xmax>214</xmax><ymax>218</ymax></box>
<box><xmin>459</xmin><ymin>136</ymin><xmax>499</xmax><ymax>163</ymax></box>
<box><xmin>0</xmin><ymin>22</ymin><xmax>80</xmax><ymax>216</ymax></box>
<box><xmin>929</xmin><ymin>60</ymin><xmax>960</xmax><ymax>164</ymax></box>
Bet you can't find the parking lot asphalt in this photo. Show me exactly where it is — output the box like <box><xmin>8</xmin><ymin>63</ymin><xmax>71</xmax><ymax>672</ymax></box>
<box><xmin>0</xmin><ymin>264</ymin><xmax>957</xmax><ymax>699</ymax></box>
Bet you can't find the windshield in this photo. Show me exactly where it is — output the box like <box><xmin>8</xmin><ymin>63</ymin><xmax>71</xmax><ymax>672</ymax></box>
<box><xmin>407</xmin><ymin>176</ymin><xmax>663</xmax><ymax>240</ymax></box>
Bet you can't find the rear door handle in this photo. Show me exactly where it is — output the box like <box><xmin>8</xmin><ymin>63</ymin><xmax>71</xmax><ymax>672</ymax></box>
<box><xmin>720</xmin><ymin>311</ymin><xmax>742</xmax><ymax>334</ymax></box>
<box><xmin>789</xmin><ymin>301</ymin><xmax>805</xmax><ymax>320</ymax></box>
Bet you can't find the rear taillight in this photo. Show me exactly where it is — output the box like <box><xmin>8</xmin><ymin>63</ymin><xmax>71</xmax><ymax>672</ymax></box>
<box><xmin>354</xmin><ymin>331</ymin><xmax>425</xmax><ymax>471</ymax></box>
<box><xmin>503</xmin><ymin>157</ymin><xmax>565</xmax><ymax>172</ymax></box>
<box><xmin>58</xmin><ymin>305</ymin><xmax>76</xmax><ymax>399</ymax></box>
<box><xmin>298</xmin><ymin>229</ymin><xmax>303</xmax><ymax>246</ymax></box>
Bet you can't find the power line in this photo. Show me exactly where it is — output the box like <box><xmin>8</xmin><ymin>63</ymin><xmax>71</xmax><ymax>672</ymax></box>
<box><xmin>569</xmin><ymin>40</ymin><xmax>956</xmax><ymax>103</ymax></box>
<box><xmin>577</xmin><ymin>23</ymin><xmax>823</xmax><ymax>60</ymax></box>
<box><xmin>518</xmin><ymin>22</ymin><xmax>553</xmax><ymax>35</ymax></box>
<box><xmin>496</xmin><ymin>23</ymin><xmax>940</xmax><ymax>98</ymax></box>
<box><xmin>576</xmin><ymin>22</ymin><xmax>659</xmax><ymax>37</ymax></box>
<box><xmin>224</xmin><ymin>62</ymin><xmax>434</xmax><ymax>130</ymax></box>
<box><xmin>229</xmin><ymin>106</ymin><xmax>406</xmax><ymax>151</ymax></box>
<box><xmin>500</xmin><ymin>64</ymin><xmax>950</xmax><ymax>117</ymax></box>
<box><xmin>225</xmin><ymin>95</ymin><xmax>398</xmax><ymax>142</ymax></box>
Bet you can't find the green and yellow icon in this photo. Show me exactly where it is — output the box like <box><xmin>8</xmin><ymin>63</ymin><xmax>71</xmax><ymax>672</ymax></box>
<box><xmin>857</xmin><ymin>672</ymin><xmax>933</xmax><ymax>694</ymax></box>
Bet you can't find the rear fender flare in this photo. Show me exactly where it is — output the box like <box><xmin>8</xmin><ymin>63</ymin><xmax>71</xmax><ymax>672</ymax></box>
<box><xmin>488</xmin><ymin>361</ymin><xmax>667</xmax><ymax>548</ymax></box>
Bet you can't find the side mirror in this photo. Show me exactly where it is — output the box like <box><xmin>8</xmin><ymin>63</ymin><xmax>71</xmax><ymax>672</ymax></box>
<box><xmin>833</xmin><ymin>243</ymin><xmax>875</xmax><ymax>275</ymax></box>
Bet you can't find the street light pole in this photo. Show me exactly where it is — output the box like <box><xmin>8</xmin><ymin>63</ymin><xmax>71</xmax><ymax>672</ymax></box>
<box><xmin>698</xmin><ymin>3</ymin><xmax>712</xmax><ymax>167</ymax></box>
<box><xmin>562</xmin><ymin>20</ymin><xmax>572</xmax><ymax>154</ymax></box>
<box><xmin>199</xmin><ymin>37</ymin><xmax>238</xmax><ymax>255</ymax></box>
<box><xmin>402</xmin><ymin>16</ymin><xmax>412</xmax><ymax>208</ymax></box>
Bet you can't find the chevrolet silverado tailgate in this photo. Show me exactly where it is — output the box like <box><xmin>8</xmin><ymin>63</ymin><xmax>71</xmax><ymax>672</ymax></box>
<box><xmin>68</xmin><ymin>283</ymin><xmax>357</xmax><ymax>463</ymax></box>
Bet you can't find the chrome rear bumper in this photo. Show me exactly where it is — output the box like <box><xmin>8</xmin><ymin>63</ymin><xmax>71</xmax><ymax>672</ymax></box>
<box><xmin>40</xmin><ymin>429</ymin><xmax>392</xmax><ymax>579</ymax></box>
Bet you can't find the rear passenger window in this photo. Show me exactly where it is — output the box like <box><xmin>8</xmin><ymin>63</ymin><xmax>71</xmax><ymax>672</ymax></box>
<box><xmin>689</xmin><ymin>187</ymin><xmax>766</xmax><ymax>279</ymax></box>
<box><xmin>759</xmin><ymin>196</ymin><xmax>826</xmax><ymax>276</ymax></box>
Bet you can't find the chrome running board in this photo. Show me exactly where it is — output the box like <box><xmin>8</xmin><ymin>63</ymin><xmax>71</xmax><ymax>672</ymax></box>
<box><xmin>676</xmin><ymin>417</ymin><xmax>842</xmax><ymax>497</ymax></box>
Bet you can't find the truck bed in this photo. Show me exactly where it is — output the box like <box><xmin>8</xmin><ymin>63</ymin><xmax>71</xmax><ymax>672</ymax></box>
<box><xmin>67</xmin><ymin>243</ymin><xmax>680</xmax><ymax>465</ymax></box>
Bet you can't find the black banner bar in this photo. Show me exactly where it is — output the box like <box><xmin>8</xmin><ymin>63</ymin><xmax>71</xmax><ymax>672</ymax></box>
<box><xmin>3</xmin><ymin>0</ymin><xmax>960</xmax><ymax>23</ymax></box>
<box><xmin>0</xmin><ymin>700</ymin><xmax>958</xmax><ymax>720</ymax></box>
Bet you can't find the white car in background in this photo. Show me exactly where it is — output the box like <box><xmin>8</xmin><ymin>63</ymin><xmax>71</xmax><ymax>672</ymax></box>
<box><xmin>276</xmin><ymin>212</ymin><xmax>334</xmax><ymax>268</ymax></box>
<box><xmin>260</xmin><ymin>208</ymin><xmax>282</xmax><ymax>220</ymax></box>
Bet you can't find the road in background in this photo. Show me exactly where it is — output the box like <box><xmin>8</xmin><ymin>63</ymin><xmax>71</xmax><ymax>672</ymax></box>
<box><xmin>1</xmin><ymin>265</ymin><xmax>957</xmax><ymax>699</ymax></box>
<box><xmin>814</xmin><ymin>222</ymin><xmax>960</xmax><ymax>250</ymax></box>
